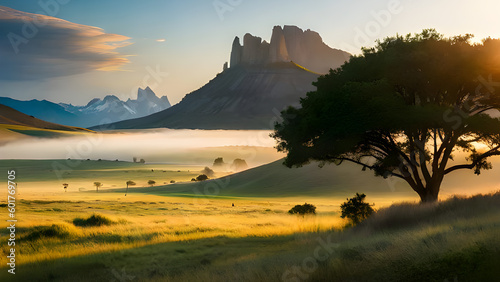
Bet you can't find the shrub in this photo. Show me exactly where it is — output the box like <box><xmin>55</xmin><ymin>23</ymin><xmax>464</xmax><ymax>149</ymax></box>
<box><xmin>23</xmin><ymin>224</ymin><xmax>76</xmax><ymax>241</ymax></box>
<box><xmin>196</xmin><ymin>174</ymin><xmax>209</xmax><ymax>181</ymax></box>
<box><xmin>170</xmin><ymin>180</ymin><xmax>176</xmax><ymax>183</ymax></box>
<box><xmin>340</xmin><ymin>193</ymin><xmax>374</xmax><ymax>224</ymax></box>
<box><xmin>73</xmin><ymin>214</ymin><xmax>115</xmax><ymax>227</ymax></box>
<box><xmin>288</xmin><ymin>203</ymin><xmax>316</xmax><ymax>215</ymax></box>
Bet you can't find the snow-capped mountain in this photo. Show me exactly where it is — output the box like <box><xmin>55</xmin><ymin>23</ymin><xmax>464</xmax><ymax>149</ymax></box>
<box><xmin>1</xmin><ymin>87</ymin><xmax>171</xmax><ymax>128</ymax></box>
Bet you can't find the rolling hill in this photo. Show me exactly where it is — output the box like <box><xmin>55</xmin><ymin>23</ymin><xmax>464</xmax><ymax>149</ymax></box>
<box><xmin>0</xmin><ymin>104</ymin><xmax>93</xmax><ymax>143</ymax></box>
<box><xmin>128</xmin><ymin>159</ymin><xmax>417</xmax><ymax>199</ymax></box>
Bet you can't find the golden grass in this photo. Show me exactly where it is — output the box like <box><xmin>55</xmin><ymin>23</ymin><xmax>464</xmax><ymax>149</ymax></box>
<box><xmin>1</xmin><ymin>193</ymin><xmax>347</xmax><ymax>266</ymax></box>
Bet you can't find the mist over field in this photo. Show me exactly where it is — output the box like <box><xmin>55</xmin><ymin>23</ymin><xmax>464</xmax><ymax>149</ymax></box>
<box><xmin>0</xmin><ymin>129</ymin><xmax>283</xmax><ymax>166</ymax></box>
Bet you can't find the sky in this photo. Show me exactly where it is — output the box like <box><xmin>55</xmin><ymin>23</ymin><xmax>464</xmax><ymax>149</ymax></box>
<box><xmin>1</xmin><ymin>0</ymin><xmax>500</xmax><ymax>105</ymax></box>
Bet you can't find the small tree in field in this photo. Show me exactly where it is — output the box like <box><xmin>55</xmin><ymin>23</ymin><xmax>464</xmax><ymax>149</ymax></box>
<box><xmin>125</xmin><ymin>180</ymin><xmax>136</xmax><ymax>196</ymax></box>
<box><xmin>196</xmin><ymin>174</ymin><xmax>209</xmax><ymax>181</ymax></box>
<box><xmin>94</xmin><ymin>182</ymin><xmax>102</xmax><ymax>193</ymax></box>
<box><xmin>340</xmin><ymin>193</ymin><xmax>374</xmax><ymax>224</ymax></box>
<box><xmin>288</xmin><ymin>203</ymin><xmax>316</xmax><ymax>215</ymax></box>
<box><xmin>148</xmin><ymin>180</ymin><xmax>156</xmax><ymax>187</ymax></box>
<box><xmin>201</xmin><ymin>167</ymin><xmax>215</xmax><ymax>177</ymax></box>
<box><xmin>62</xmin><ymin>183</ymin><xmax>69</xmax><ymax>192</ymax></box>
<box><xmin>213</xmin><ymin>157</ymin><xmax>225</xmax><ymax>167</ymax></box>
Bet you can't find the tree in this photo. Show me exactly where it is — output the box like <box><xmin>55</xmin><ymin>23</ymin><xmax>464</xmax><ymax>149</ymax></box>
<box><xmin>139</xmin><ymin>159</ymin><xmax>145</xmax><ymax>164</ymax></box>
<box><xmin>201</xmin><ymin>167</ymin><xmax>215</xmax><ymax>177</ymax></box>
<box><xmin>148</xmin><ymin>180</ymin><xmax>156</xmax><ymax>187</ymax></box>
<box><xmin>62</xmin><ymin>183</ymin><xmax>69</xmax><ymax>192</ymax></box>
<box><xmin>125</xmin><ymin>180</ymin><xmax>136</xmax><ymax>196</ymax></box>
<box><xmin>231</xmin><ymin>158</ymin><xmax>248</xmax><ymax>171</ymax></box>
<box><xmin>272</xmin><ymin>30</ymin><xmax>500</xmax><ymax>203</ymax></box>
<box><xmin>133</xmin><ymin>157</ymin><xmax>137</xmax><ymax>163</ymax></box>
<box><xmin>94</xmin><ymin>182</ymin><xmax>102</xmax><ymax>193</ymax></box>
<box><xmin>288</xmin><ymin>203</ymin><xmax>316</xmax><ymax>215</ymax></box>
<box><xmin>340</xmin><ymin>193</ymin><xmax>374</xmax><ymax>224</ymax></box>
<box><xmin>213</xmin><ymin>157</ymin><xmax>225</xmax><ymax>167</ymax></box>
<box><xmin>196</xmin><ymin>174</ymin><xmax>209</xmax><ymax>181</ymax></box>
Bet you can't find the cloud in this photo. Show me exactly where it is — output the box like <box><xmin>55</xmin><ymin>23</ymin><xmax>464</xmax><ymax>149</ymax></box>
<box><xmin>0</xmin><ymin>6</ymin><xmax>132</xmax><ymax>80</ymax></box>
<box><xmin>156</xmin><ymin>39</ymin><xmax>166</xmax><ymax>42</ymax></box>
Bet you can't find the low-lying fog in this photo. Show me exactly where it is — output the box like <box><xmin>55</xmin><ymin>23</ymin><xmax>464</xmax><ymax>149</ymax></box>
<box><xmin>0</xmin><ymin>129</ymin><xmax>284</xmax><ymax>167</ymax></box>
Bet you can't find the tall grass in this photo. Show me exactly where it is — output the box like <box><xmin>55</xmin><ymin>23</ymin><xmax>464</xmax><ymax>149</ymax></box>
<box><xmin>2</xmin><ymin>192</ymin><xmax>499</xmax><ymax>281</ymax></box>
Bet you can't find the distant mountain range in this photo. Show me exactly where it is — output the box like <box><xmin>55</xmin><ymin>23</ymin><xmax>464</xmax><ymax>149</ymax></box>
<box><xmin>97</xmin><ymin>25</ymin><xmax>351</xmax><ymax>130</ymax></box>
<box><xmin>0</xmin><ymin>87</ymin><xmax>171</xmax><ymax>128</ymax></box>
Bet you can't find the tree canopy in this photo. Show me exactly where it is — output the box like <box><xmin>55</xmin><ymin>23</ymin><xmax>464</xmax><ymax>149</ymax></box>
<box><xmin>273</xmin><ymin>30</ymin><xmax>500</xmax><ymax>202</ymax></box>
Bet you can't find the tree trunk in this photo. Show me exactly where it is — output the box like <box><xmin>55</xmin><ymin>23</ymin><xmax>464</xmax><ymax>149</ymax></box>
<box><xmin>419</xmin><ymin>189</ymin><xmax>439</xmax><ymax>203</ymax></box>
<box><xmin>418</xmin><ymin>176</ymin><xmax>443</xmax><ymax>203</ymax></box>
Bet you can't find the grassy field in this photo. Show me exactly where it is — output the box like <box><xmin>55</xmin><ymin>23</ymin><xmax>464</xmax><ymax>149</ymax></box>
<box><xmin>0</xmin><ymin>159</ymin><xmax>231</xmax><ymax>196</ymax></box>
<box><xmin>0</xmin><ymin>159</ymin><xmax>499</xmax><ymax>281</ymax></box>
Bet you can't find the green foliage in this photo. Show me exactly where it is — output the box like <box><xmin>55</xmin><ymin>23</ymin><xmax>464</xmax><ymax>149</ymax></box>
<box><xmin>148</xmin><ymin>180</ymin><xmax>156</xmax><ymax>186</ymax></box>
<box><xmin>340</xmin><ymin>193</ymin><xmax>374</xmax><ymax>224</ymax></box>
<box><xmin>196</xmin><ymin>174</ymin><xmax>209</xmax><ymax>181</ymax></box>
<box><xmin>73</xmin><ymin>214</ymin><xmax>115</xmax><ymax>227</ymax></box>
<box><xmin>273</xmin><ymin>29</ymin><xmax>500</xmax><ymax>202</ymax></box>
<box><xmin>288</xmin><ymin>203</ymin><xmax>316</xmax><ymax>215</ymax></box>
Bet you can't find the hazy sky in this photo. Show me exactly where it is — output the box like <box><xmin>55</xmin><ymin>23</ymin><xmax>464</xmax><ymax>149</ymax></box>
<box><xmin>1</xmin><ymin>0</ymin><xmax>500</xmax><ymax>105</ymax></box>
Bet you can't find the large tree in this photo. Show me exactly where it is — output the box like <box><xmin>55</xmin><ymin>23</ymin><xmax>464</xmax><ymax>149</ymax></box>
<box><xmin>272</xmin><ymin>30</ymin><xmax>500</xmax><ymax>203</ymax></box>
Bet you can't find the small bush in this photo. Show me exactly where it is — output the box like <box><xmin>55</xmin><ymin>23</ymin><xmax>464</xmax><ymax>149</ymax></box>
<box><xmin>73</xmin><ymin>214</ymin><xmax>115</xmax><ymax>227</ymax></box>
<box><xmin>288</xmin><ymin>203</ymin><xmax>316</xmax><ymax>215</ymax></box>
<box><xmin>340</xmin><ymin>193</ymin><xmax>374</xmax><ymax>224</ymax></box>
<box><xmin>196</xmin><ymin>174</ymin><xmax>209</xmax><ymax>181</ymax></box>
<box><xmin>23</xmin><ymin>224</ymin><xmax>77</xmax><ymax>241</ymax></box>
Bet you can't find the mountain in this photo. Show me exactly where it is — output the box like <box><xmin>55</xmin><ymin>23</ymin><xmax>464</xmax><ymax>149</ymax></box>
<box><xmin>0</xmin><ymin>103</ymin><xmax>93</xmax><ymax>143</ymax></box>
<box><xmin>231</xmin><ymin>25</ymin><xmax>351</xmax><ymax>74</ymax></box>
<box><xmin>97</xmin><ymin>26</ymin><xmax>351</xmax><ymax>130</ymax></box>
<box><xmin>0</xmin><ymin>97</ymin><xmax>81</xmax><ymax>126</ymax></box>
<box><xmin>0</xmin><ymin>87</ymin><xmax>171</xmax><ymax>128</ymax></box>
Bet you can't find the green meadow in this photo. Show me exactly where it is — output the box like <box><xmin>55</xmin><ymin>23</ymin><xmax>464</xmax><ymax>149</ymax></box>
<box><xmin>0</xmin><ymin>159</ymin><xmax>499</xmax><ymax>281</ymax></box>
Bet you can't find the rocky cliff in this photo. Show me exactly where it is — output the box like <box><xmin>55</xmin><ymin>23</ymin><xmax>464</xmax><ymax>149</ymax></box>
<box><xmin>230</xmin><ymin>25</ymin><xmax>351</xmax><ymax>74</ymax></box>
<box><xmin>96</xmin><ymin>26</ymin><xmax>351</xmax><ymax>130</ymax></box>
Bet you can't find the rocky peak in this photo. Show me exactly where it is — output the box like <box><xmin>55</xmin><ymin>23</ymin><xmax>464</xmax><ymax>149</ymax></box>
<box><xmin>269</xmin><ymin>26</ymin><xmax>289</xmax><ymax>63</ymax></box>
<box><xmin>137</xmin><ymin>87</ymin><xmax>158</xmax><ymax>101</ymax></box>
<box><xmin>229</xmin><ymin>25</ymin><xmax>351</xmax><ymax>74</ymax></box>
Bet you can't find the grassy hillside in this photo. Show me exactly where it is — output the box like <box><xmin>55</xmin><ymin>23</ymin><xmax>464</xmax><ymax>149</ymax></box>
<box><xmin>130</xmin><ymin>159</ymin><xmax>415</xmax><ymax>198</ymax></box>
<box><xmin>0</xmin><ymin>104</ymin><xmax>92</xmax><ymax>132</ymax></box>
<box><xmin>1</xmin><ymin>191</ymin><xmax>498</xmax><ymax>281</ymax></box>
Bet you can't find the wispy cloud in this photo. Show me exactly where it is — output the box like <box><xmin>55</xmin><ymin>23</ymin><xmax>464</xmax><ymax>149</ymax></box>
<box><xmin>0</xmin><ymin>6</ymin><xmax>132</xmax><ymax>80</ymax></box>
<box><xmin>156</xmin><ymin>38</ymin><xmax>166</xmax><ymax>42</ymax></box>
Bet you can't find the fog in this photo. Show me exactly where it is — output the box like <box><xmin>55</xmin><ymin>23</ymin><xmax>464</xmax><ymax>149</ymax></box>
<box><xmin>0</xmin><ymin>129</ymin><xmax>284</xmax><ymax>166</ymax></box>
